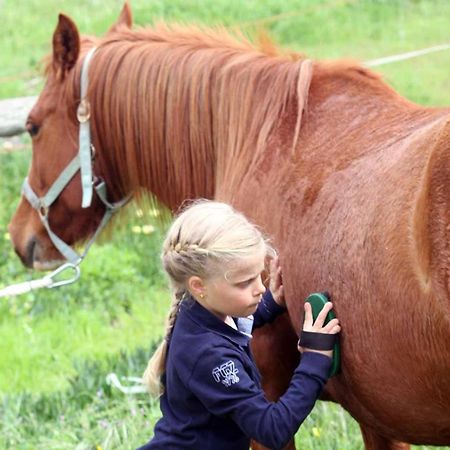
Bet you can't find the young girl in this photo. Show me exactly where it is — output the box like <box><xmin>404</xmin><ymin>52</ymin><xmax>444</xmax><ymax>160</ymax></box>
<box><xmin>138</xmin><ymin>200</ymin><xmax>340</xmax><ymax>450</ymax></box>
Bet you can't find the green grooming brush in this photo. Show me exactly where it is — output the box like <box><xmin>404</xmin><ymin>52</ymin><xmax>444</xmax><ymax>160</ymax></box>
<box><xmin>304</xmin><ymin>292</ymin><xmax>340</xmax><ymax>377</ymax></box>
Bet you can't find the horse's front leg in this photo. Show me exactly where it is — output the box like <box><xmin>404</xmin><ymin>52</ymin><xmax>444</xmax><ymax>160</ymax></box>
<box><xmin>360</xmin><ymin>425</ymin><xmax>410</xmax><ymax>450</ymax></box>
<box><xmin>250</xmin><ymin>313</ymin><xmax>300</xmax><ymax>450</ymax></box>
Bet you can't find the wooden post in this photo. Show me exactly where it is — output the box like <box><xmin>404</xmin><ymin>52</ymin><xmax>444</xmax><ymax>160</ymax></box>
<box><xmin>0</xmin><ymin>96</ymin><xmax>37</xmax><ymax>137</ymax></box>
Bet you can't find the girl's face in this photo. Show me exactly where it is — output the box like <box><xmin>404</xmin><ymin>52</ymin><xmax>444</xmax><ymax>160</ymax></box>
<box><xmin>198</xmin><ymin>249</ymin><xmax>267</xmax><ymax>321</ymax></box>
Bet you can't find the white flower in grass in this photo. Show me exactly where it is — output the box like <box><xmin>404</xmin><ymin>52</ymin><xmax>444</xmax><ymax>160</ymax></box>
<box><xmin>142</xmin><ymin>225</ymin><xmax>155</xmax><ymax>234</ymax></box>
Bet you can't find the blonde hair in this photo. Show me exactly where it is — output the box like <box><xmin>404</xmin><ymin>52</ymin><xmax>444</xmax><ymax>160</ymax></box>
<box><xmin>144</xmin><ymin>200</ymin><xmax>274</xmax><ymax>395</ymax></box>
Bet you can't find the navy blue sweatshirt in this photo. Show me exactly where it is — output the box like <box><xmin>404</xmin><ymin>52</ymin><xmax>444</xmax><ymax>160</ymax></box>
<box><xmin>138</xmin><ymin>291</ymin><xmax>331</xmax><ymax>450</ymax></box>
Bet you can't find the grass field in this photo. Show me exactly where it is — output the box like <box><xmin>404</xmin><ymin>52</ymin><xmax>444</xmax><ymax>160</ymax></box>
<box><xmin>1</xmin><ymin>0</ymin><xmax>450</xmax><ymax>449</ymax></box>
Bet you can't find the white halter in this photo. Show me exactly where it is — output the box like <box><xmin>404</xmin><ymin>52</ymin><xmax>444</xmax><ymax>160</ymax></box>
<box><xmin>21</xmin><ymin>47</ymin><xmax>130</xmax><ymax>265</ymax></box>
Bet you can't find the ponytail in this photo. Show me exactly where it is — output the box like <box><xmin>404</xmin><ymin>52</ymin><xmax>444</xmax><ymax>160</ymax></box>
<box><xmin>143</xmin><ymin>288</ymin><xmax>185</xmax><ymax>396</ymax></box>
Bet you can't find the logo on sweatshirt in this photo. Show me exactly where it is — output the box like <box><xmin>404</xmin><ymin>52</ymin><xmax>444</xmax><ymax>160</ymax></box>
<box><xmin>212</xmin><ymin>360</ymin><xmax>240</xmax><ymax>387</ymax></box>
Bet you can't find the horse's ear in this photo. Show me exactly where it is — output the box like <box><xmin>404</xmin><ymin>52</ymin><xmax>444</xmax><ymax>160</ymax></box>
<box><xmin>108</xmin><ymin>2</ymin><xmax>133</xmax><ymax>33</ymax></box>
<box><xmin>52</xmin><ymin>14</ymin><xmax>80</xmax><ymax>78</ymax></box>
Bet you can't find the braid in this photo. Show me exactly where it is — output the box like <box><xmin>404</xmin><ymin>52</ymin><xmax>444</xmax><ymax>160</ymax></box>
<box><xmin>143</xmin><ymin>288</ymin><xmax>185</xmax><ymax>396</ymax></box>
<box><xmin>164</xmin><ymin>288</ymin><xmax>185</xmax><ymax>340</ymax></box>
<box><xmin>168</xmin><ymin>242</ymin><xmax>208</xmax><ymax>255</ymax></box>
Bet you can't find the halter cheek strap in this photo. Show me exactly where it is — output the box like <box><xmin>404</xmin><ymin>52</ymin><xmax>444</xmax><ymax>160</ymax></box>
<box><xmin>78</xmin><ymin>47</ymin><xmax>96</xmax><ymax>208</ymax></box>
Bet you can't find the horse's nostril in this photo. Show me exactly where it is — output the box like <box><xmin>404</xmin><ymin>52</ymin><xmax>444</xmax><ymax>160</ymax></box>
<box><xmin>23</xmin><ymin>237</ymin><xmax>37</xmax><ymax>269</ymax></box>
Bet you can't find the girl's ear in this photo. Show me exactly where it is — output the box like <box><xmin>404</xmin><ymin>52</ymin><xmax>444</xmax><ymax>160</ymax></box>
<box><xmin>187</xmin><ymin>276</ymin><xmax>206</xmax><ymax>298</ymax></box>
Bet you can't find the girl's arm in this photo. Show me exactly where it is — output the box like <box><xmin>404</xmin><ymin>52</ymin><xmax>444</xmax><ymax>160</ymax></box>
<box><xmin>189</xmin><ymin>300</ymin><xmax>340</xmax><ymax>449</ymax></box>
<box><xmin>188</xmin><ymin>346</ymin><xmax>330</xmax><ymax>450</ymax></box>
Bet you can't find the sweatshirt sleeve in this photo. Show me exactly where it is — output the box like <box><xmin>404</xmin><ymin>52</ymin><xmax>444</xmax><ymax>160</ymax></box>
<box><xmin>252</xmin><ymin>290</ymin><xmax>286</xmax><ymax>329</ymax></box>
<box><xmin>187</xmin><ymin>346</ymin><xmax>331</xmax><ymax>450</ymax></box>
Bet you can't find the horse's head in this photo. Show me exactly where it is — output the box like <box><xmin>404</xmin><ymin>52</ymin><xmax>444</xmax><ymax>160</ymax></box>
<box><xmin>8</xmin><ymin>4</ymin><xmax>133</xmax><ymax>270</ymax></box>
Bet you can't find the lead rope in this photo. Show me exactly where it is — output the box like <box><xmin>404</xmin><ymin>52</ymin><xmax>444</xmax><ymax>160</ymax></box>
<box><xmin>0</xmin><ymin>263</ymin><xmax>80</xmax><ymax>298</ymax></box>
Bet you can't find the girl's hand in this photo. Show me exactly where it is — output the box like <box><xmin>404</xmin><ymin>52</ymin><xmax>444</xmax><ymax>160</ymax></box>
<box><xmin>298</xmin><ymin>301</ymin><xmax>340</xmax><ymax>358</ymax></box>
<box><xmin>269</xmin><ymin>257</ymin><xmax>285</xmax><ymax>307</ymax></box>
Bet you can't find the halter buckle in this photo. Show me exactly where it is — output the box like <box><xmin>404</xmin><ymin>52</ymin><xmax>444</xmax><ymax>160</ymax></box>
<box><xmin>90</xmin><ymin>143</ymin><xmax>96</xmax><ymax>160</ymax></box>
<box><xmin>38</xmin><ymin>202</ymin><xmax>49</xmax><ymax>218</ymax></box>
<box><xmin>77</xmin><ymin>98</ymin><xmax>91</xmax><ymax>123</ymax></box>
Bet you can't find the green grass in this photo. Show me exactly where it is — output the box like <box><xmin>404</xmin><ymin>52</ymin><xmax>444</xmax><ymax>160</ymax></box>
<box><xmin>0</xmin><ymin>143</ymin><xmax>172</xmax><ymax>448</ymax></box>
<box><xmin>1</xmin><ymin>0</ymin><xmax>450</xmax><ymax>449</ymax></box>
<box><xmin>0</xmin><ymin>283</ymin><xmax>168</xmax><ymax>394</ymax></box>
<box><xmin>1</xmin><ymin>345</ymin><xmax>163</xmax><ymax>450</ymax></box>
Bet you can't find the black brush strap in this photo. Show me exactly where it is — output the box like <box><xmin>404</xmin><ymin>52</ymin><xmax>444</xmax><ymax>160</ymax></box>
<box><xmin>299</xmin><ymin>331</ymin><xmax>337</xmax><ymax>351</ymax></box>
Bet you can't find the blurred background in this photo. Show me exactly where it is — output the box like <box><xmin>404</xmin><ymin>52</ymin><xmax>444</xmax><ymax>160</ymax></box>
<box><xmin>0</xmin><ymin>1</ymin><xmax>449</xmax><ymax>449</ymax></box>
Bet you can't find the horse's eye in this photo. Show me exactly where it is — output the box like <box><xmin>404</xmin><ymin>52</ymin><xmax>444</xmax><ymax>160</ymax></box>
<box><xmin>26</xmin><ymin>121</ymin><xmax>40</xmax><ymax>137</ymax></box>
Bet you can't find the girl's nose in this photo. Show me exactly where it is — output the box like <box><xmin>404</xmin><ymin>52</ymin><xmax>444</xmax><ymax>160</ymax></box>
<box><xmin>254</xmin><ymin>275</ymin><xmax>266</xmax><ymax>295</ymax></box>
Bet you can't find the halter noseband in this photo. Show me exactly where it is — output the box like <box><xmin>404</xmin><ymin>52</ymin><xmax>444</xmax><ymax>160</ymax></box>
<box><xmin>21</xmin><ymin>47</ymin><xmax>129</xmax><ymax>265</ymax></box>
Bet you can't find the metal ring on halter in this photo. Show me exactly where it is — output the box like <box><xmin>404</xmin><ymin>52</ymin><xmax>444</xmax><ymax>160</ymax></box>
<box><xmin>39</xmin><ymin>204</ymin><xmax>49</xmax><ymax>218</ymax></box>
<box><xmin>77</xmin><ymin>98</ymin><xmax>91</xmax><ymax>123</ymax></box>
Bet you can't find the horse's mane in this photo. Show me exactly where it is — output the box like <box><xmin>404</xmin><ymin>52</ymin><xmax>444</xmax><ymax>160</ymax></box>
<box><xmin>44</xmin><ymin>21</ymin><xmax>421</xmax><ymax>210</ymax></box>
<box><xmin>53</xmin><ymin>23</ymin><xmax>314</xmax><ymax>206</ymax></box>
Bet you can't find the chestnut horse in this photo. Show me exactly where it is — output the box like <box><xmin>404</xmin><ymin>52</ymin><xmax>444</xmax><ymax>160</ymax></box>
<box><xmin>8</xmin><ymin>4</ymin><xmax>450</xmax><ymax>449</ymax></box>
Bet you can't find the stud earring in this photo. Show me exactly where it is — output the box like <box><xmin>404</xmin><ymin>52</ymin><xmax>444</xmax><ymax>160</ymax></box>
<box><xmin>199</xmin><ymin>293</ymin><xmax>205</xmax><ymax>299</ymax></box>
